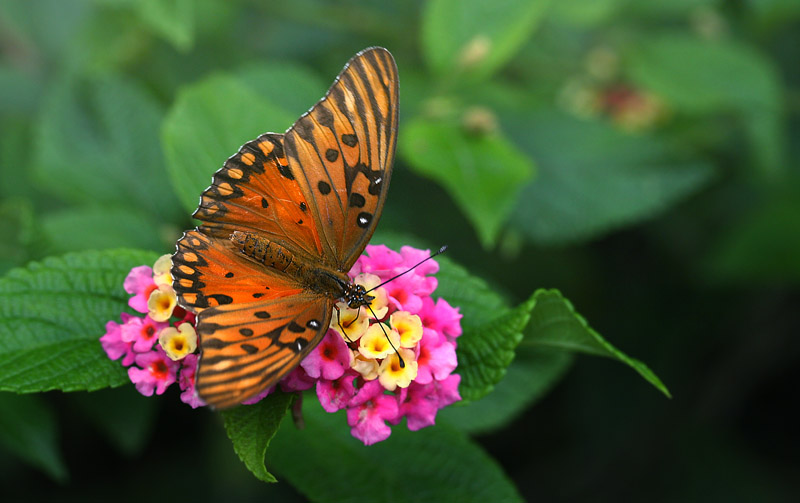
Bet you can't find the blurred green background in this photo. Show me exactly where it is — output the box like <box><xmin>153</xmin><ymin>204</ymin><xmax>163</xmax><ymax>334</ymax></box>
<box><xmin>1</xmin><ymin>0</ymin><xmax>799</xmax><ymax>500</ymax></box>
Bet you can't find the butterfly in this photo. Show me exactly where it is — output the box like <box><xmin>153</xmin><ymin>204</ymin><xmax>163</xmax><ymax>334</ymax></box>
<box><xmin>171</xmin><ymin>47</ymin><xmax>398</xmax><ymax>409</ymax></box>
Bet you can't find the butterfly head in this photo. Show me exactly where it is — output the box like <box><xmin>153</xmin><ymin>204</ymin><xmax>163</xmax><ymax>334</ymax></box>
<box><xmin>344</xmin><ymin>283</ymin><xmax>374</xmax><ymax>309</ymax></box>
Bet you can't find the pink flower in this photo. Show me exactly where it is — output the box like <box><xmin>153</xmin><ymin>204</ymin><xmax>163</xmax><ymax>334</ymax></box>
<box><xmin>350</xmin><ymin>245</ymin><xmax>404</xmax><ymax>275</ymax></box>
<box><xmin>346</xmin><ymin>380</ymin><xmax>399</xmax><ymax>445</ymax></box>
<box><xmin>120</xmin><ymin>315</ymin><xmax>167</xmax><ymax>352</ymax></box>
<box><xmin>301</xmin><ymin>330</ymin><xmax>353</xmax><ymax>380</ymax></box>
<box><xmin>384</xmin><ymin>273</ymin><xmax>424</xmax><ymax>313</ymax></box>
<box><xmin>397</xmin><ymin>382</ymin><xmax>439</xmax><ymax>430</ymax></box>
<box><xmin>128</xmin><ymin>348</ymin><xmax>179</xmax><ymax>396</ymax></box>
<box><xmin>100</xmin><ymin>313</ymin><xmax>136</xmax><ymax>366</ymax></box>
<box><xmin>280</xmin><ymin>365</ymin><xmax>316</xmax><ymax>392</ymax></box>
<box><xmin>400</xmin><ymin>374</ymin><xmax>461</xmax><ymax>431</ymax></box>
<box><xmin>399</xmin><ymin>246</ymin><xmax>439</xmax><ymax>277</ymax></box>
<box><xmin>316</xmin><ymin>372</ymin><xmax>357</xmax><ymax>412</ymax></box>
<box><xmin>418</xmin><ymin>297</ymin><xmax>462</xmax><ymax>339</ymax></box>
<box><xmin>435</xmin><ymin>373</ymin><xmax>462</xmax><ymax>409</ymax></box>
<box><xmin>414</xmin><ymin>329</ymin><xmax>457</xmax><ymax>385</ymax></box>
<box><xmin>124</xmin><ymin>265</ymin><xmax>157</xmax><ymax>314</ymax></box>
<box><xmin>178</xmin><ymin>354</ymin><xmax>206</xmax><ymax>408</ymax></box>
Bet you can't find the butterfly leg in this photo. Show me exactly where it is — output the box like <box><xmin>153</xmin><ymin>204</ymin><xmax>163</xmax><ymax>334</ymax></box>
<box><xmin>346</xmin><ymin>305</ymin><xmax>361</xmax><ymax>327</ymax></box>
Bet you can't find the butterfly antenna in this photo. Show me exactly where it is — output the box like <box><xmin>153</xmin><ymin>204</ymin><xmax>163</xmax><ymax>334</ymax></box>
<box><xmin>366</xmin><ymin>245</ymin><xmax>448</xmax><ymax>293</ymax></box>
<box><xmin>366</xmin><ymin>304</ymin><xmax>405</xmax><ymax>368</ymax></box>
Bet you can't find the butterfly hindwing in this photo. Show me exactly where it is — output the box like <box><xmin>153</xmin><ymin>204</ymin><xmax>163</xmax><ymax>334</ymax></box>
<box><xmin>194</xmin><ymin>295</ymin><xmax>334</xmax><ymax>409</ymax></box>
<box><xmin>283</xmin><ymin>47</ymin><xmax>399</xmax><ymax>271</ymax></box>
<box><xmin>193</xmin><ymin>132</ymin><xmax>323</xmax><ymax>261</ymax></box>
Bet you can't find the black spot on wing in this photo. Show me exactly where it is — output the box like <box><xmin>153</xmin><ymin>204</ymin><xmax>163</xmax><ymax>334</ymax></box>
<box><xmin>208</xmin><ymin>294</ymin><xmax>233</xmax><ymax>305</ymax></box>
<box><xmin>240</xmin><ymin>343</ymin><xmax>258</xmax><ymax>354</ymax></box>
<box><xmin>278</xmin><ymin>164</ymin><xmax>294</xmax><ymax>180</ymax></box>
<box><xmin>349</xmin><ymin>193</ymin><xmax>365</xmax><ymax>208</ymax></box>
<box><xmin>341</xmin><ymin>134</ymin><xmax>358</xmax><ymax>147</ymax></box>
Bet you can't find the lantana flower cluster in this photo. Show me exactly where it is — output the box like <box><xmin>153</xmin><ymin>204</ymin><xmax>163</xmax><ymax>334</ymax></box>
<box><xmin>100</xmin><ymin>255</ymin><xmax>204</xmax><ymax>407</ymax></box>
<box><xmin>100</xmin><ymin>245</ymin><xmax>462</xmax><ymax>445</ymax></box>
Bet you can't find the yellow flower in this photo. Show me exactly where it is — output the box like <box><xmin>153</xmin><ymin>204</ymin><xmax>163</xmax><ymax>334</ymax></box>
<box><xmin>353</xmin><ymin>273</ymin><xmax>388</xmax><ymax>320</ymax></box>
<box><xmin>378</xmin><ymin>348</ymin><xmax>418</xmax><ymax>391</ymax></box>
<box><xmin>148</xmin><ymin>284</ymin><xmax>177</xmax><ymax>322</ymax></box>
<box><xmin>390</xmin><ymin>311</ymin><xmax>423</xmax><ymax>348</ymax></box>
<box><xmin>158</xmin><ymin>323</ymin><xmax>197</xmax><ymax>361</ymax></box>
<box><xmin>358</xmin><ymin>324</ymin><xmax>400</xmax><ymax>360</ymax></box>
<box><xmin>330</xmin><ymin>302</ymin><xmax>370</xmax><ymax>341</ymax></box>
<box><xmin>152</xmin><ymin>254</ymin><xmax>173</xmax><ymax>287</ymax></box>
<box><xmin>351</xmin><ymin>352</ymin><xmax>379</xmax><ymax>380</ymax></box>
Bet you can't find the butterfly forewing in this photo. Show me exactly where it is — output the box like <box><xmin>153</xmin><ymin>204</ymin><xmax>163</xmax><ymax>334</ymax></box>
<box><xmin>171</xmin><ymin>47</ymin><xmax>399</xmax><ymax>408</ymax></box>
<box><xmin>284</xmin><ymin>47</ymin><xmax>398</xmax><ymax>271</ymax></box>
<box><xmin>193</xmin><ymin>133</ymin><xmax>323</xmax><ymax>261</ymax></box>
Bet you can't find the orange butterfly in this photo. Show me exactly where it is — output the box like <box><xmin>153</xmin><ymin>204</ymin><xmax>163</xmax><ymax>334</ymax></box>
<box><xmin>171</xmin><ymin>48</ymin><xmax>398</xmax><ymax>409</ymax></box>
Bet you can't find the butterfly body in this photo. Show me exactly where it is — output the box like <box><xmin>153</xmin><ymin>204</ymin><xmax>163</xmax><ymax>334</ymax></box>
<box><xmin>230</xmin><ymin>229</ymin><xmax>372</xmax><ymax>305</ymax></box>
<box><xmin>172</xmin><ymin>47</ymin><xmax>398</xmax><ymax>409</ymax></box>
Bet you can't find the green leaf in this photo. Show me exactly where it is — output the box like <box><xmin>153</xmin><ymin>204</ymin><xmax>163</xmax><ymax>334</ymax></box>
<box><xmin>0</xmin><ymin>63</ymin><xmax>43</xmax><ymax>115</ymax></box>
<box><xmin>269</xmin><ymin>400</ymin><xmax>523</xmax><ymax>502</ymax></box>
<box><xmin>457</xmin><ymin>291</ymin><xmax>536</xmax><ymax>403</ymax></box>
<box><xmin>441</xmin><ymin>348</ymin><xmax>572</xmax><ymax>434</ymax></box>
<box><xmin>69</xmin><ymin>4</ymin><xmax>152</xmax><ymax>74</ymax></box>
<box><xmin>236</xmin><ymin>63</ymin><xmax>326</xmax><ymax>121</ymax></box>
<box><xmin>422</xmin><ymin>0</ymin><xmax>550</xmax><ymax>81</ymax></box>
<box><xmin>704</xmin><ymin>190</ymin><xmax>800</xmax><ymax>284</ymax></box>
<box><xmin>510</xmin><ymin>110</ymin><xmax>714</xmax><ymax>245</ymax></box>
<box><xmin>0</xmin><ymin>249</ymin><xmax>159</xmax><ymax>392</ymax></box>
<box><xmin>41</xmin><ymin>206</ymin><xmax>169</xmax><ymax>255</ymax></box>
<box><xmin>33</xmin><ymin>75</ymin><xmax>183</xmax><ymax>221</ymax></box>
<box><xmin>0</xmin><ymin>119</ymin><xmax>43</xmax><ymax>203</ymax></box>
<box><xmin>0</xmin><ymin>198</ymin><xmax>41</xmax><ymax>275</ymax></box>
<box><xmin>627</xmin><ymin>34</ymin><xmax>783</xmax><ymax>174</ymax></box>
<box><xmin>548</xmin><ymin>0</ymin><xmax>623</xmax><ymax>26</ymax></box>
<box><xmin>626</xmin><ymin>0</ymin><xmax>718</xmax><ymax>17</ymax></box>
<box><xmin>137</xmin><ymin>0</ymin><xmax>194</xmax><ymax>51</ymax></box>
<box><xmin>0</xmin><ymin>0</ymin><xmax>89</xmax><ymax>61</ymax></box>
<box><xmin>400</xmin><ymin>119</ymin><xmax>534</xmax><ymax>247</ymax></box>
<box><xmin>221</xmin><ymin>392</ymin><xmax>294</xmax><ymax>483</ymax></box>
<box><xmin>162</xmin><ymin>74</ymin><xmax>296</xmax><ymax>214</ymax></box>
<box><xmin>628</xmin><ymin>35</ymin><xmax>780</xmax><ymax>116</ymax></box>
<box><xmin>0</xmin><ymin>393</ymin><xmax>67</xmax><ymax>481</ymax></box>
<box><xmin>524</xmin><ymin>289</ymin><xmax>671</xmax><ymax>397</ymax></box>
